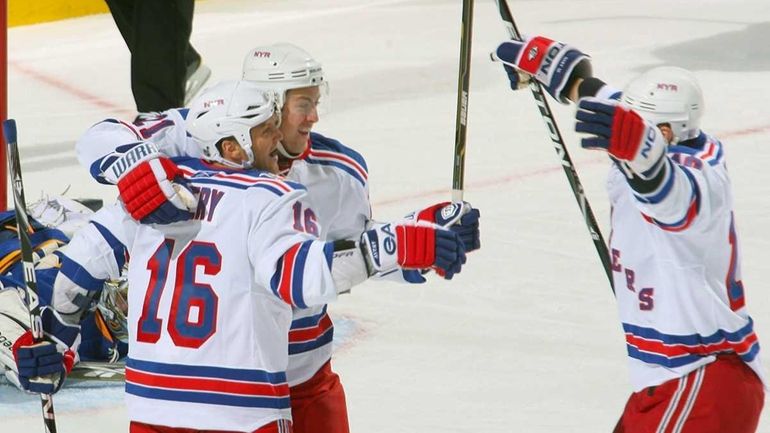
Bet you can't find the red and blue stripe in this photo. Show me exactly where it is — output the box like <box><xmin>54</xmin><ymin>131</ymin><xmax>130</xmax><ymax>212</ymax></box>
<box><xmin>305</xmin><ymin>133</ymin><xmax>368</xmax><ymax>187</ymax></box>
<box><xmin>641</xmin><ymin>167</ymin><xmax>701</xmax><ymax>232</ymax></box>
<box><xmin>289</xmin><ymin>306</ymin><xmax>334</xmax><ymax>355</ymax></box>
<box><xmin>270</xmin><ymin>241</ymin><xmax>314</xmax><ymax>308</ymax></box>
<box><xmin>177</xmin><ymin>165</ymin><xmax>297</xmax><ymax>196</ymax></box>
<box><xmin>125</xmin><ymin>358</ymin><xmax>290</xmax><ymax>409</ymax></box>
<box><xmin>622</xmin><ymin>319</ymin><xmax>760</xmax><ymax>368</ymax></box>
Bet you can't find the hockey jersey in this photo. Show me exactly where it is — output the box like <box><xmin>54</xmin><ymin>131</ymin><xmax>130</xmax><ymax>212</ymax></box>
<box><xmin>607</xmin><ymin>131</ymin><xmax>764</xmax><ymax>391</ymax></box>
<box><xmin>76</xmin><ymin>112</ymin><xmax>372</xmax><ymax>386</ymax></box>
<box><xmin>60</xmin><ymin>159</ymin><xmax>340</xmax><ymax>430</ymax></box>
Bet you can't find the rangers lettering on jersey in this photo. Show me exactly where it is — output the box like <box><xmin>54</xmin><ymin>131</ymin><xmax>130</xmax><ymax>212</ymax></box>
<box><xmin>193</xmin><ymin>187</ymin><xmax>225</xmax><ymax>222</ymax></box>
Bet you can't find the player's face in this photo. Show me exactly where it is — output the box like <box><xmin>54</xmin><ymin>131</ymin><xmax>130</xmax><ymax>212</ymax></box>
<box><xmin>249</xmin><ymin>113</ymin><xmax>283</xmax><ymax>174</ymax></box>
<box><xmin>280</xmin><ymin>86</ymin><xmax>321</xmax><ymax>155</ymax></box>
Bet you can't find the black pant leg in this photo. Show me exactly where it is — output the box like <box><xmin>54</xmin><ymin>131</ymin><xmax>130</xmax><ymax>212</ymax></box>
<box><xmin>131</xmin><ymin>0</ymin><xmax>196</xmax><ymax>112</ymax></box>
<box><xmin>104</xmin><ymin>0</ymin><xmax>135</xmax><ymax>52</ymax></box>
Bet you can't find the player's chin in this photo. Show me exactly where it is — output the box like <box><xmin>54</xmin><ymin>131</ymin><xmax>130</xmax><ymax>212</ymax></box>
<box><xmin>267</xmin><ymin>151</ymin><xmax>280</xmax><ymax>174</ymax></box>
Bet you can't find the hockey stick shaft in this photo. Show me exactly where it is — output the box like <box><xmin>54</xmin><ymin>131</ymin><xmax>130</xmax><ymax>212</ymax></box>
<box><xmin>451</xmin><ymin>0</ymin><xmax>474</xmax><ymax>202</ymax></box>
<box><xmin>3</xmin><ymin>119</ymin><xmax>58</xmax><ymax>433</ymax></box>
<box><xmin>494</xmin><ymin>0</ymin><xmax>615</xmax><ymax>293</ymax></box>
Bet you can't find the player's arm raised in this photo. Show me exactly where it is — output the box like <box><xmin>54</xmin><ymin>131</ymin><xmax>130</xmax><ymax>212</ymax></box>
<box><xmin>76</xmin><ymin>115</ymin><xmax>197</xmax><ymax>224</ymax></box>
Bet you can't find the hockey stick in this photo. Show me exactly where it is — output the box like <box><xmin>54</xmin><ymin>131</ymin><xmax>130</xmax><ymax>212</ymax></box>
<box><xmin>493</xmin><ymin>0</ymin><xmax>615</xmax><ymax>293</ymax></box>
<box><xmin>3</xmin><ymin>119</ymin><xmax>59</xmax><ymax>432</ymax></box>
<box><xmin>451</xmin><ymin>0</ymin><xmax>474</xmax><ymax>202</ymax></box>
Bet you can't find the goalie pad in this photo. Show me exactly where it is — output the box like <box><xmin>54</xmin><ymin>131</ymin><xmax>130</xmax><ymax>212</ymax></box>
<box><xmin>0</xmin><ymin>287</ymin><xmax>31</xmax><ymax>390</ymax></box>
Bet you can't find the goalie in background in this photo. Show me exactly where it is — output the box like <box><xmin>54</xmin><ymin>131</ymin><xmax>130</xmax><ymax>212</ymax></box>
<box><xmin>493</xmin><ymin>36</ymin><xmax>764</xmax><ymax>432</ymax></box>
<box><xmin>0</xmin><ymin>196</ymin><xmax>129</xmax><ymax>394</ymax></box>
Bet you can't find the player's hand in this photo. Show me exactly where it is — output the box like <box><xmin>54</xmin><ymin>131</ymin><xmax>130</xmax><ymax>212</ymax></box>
<box><xmin>411</xmin><ymin>201</ymin><xmax>481</xmax><ymax>252</ymax></box>
<box><xmin>361</xmin><ymin>222</ymin><xmax>467</xmax><ymax>280</ymax></box>
<box><xmin>491</xmin><ymin>35</ymin><xmax>591</xmax><ymax>103</ymax></box>
<box><xmin>102</xmin><ymin>142</ymin><xmax>198</xmax><ymax>224</ymax></box>
<box><xmin>576</xmin><ymin>97</ymin><xmax>667</xmax><ymax>178</ymax></box>
<box><xmin>11</xmin><ymin>307</ymin><xmax>79</xmax><ymax>394</ymax></box>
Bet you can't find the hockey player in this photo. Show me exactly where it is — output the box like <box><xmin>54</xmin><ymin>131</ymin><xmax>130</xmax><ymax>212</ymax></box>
<box><xmin>75</xmin><ymin>43</ymin><xmax>481</xmax><ymax>433</ymax></box>
<box><xmin>12</xmin><ymin>80</ymin><xmax>468</xmax><ymax>432</ymax></box>
<box><xmin>0</xmin><ymin>196</ymin><xmax>129</xmax><ymax>394</ymax></box>
<box><xmin>493</xmin><ymin>36</ymin><xmax>765</xmax><ymax>432</ymax></box>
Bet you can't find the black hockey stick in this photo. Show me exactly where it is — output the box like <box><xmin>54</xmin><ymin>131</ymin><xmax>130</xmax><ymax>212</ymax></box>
<box><xmin>451</xmin><ymin>0</ymin><xmax>474</xmax><ymax>202</ymax></box>
<box><xmin>3</xmin><ymin>119</ymin><xmax>59</xmax><ymax>432</ymax></box>
<box><xmin>493</xmin><ymin>0</ymin><xmax>614</xmax><ymax>293</ymax></box>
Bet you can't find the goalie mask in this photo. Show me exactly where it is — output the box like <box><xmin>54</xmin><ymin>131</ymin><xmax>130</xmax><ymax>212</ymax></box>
<box><xmin>241</xmin><ymin>43</ymin><xmax>329</xmax><ymax>110</ymax></box>
<box><xmin>622</xmin><ymin>66</ymin><xmax>704</xmax><ymax>144</ymax></box>
<box><xmin>186</xmin><ymin>80</ymin><xmax>278</xmax><ymax>168</ymax></box>
<box><xmin>95</xmin><ymin>275</ymin><xmax>129</xmax><ymax>344</ymax></box>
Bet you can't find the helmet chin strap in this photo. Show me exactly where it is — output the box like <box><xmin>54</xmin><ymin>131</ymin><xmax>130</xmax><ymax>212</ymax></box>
<box><xmin>277</xmin><ymin>141</ymin><xmax>304</xmax><ymax>159</ymax></box>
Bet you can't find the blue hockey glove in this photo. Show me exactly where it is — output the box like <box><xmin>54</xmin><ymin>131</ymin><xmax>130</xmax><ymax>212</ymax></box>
<box><xmin>13</xmin><ymin>306</ymin><xmax>80</xmax><ymax>394</ymax></box>
<box><xmin>492</xmin><ymin>35</ymin><xmax>591</xmax><ymax>103</ymax></box>
<box><xmin>576</xmin><ymin>98</ymin><xmax>667</xmax><ymax>178</ymax></box>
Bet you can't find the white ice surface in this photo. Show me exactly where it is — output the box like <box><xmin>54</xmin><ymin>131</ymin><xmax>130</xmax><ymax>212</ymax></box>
<box><xmin>4</xmin><ymin>0</ymin><xmax>770</xmax><ymax>431</ymax></box>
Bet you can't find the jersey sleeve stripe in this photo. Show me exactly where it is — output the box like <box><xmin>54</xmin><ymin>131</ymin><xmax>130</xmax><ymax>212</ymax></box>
<box><xmin>305</xmin><ymin>151</ymin><xmax>368</xmax><ymax>187</ymax></box>
<box><xmin>101</xmin><ymin>119</ymin><xmax>143</xmax><ymax>141</ymax></box>
<box><xmin>309</xmin><ymin>150</ymin><xmax>368</xmax><ymax>179</ymax></box>
<box><xmin>640</xmin><ymin>169</ymin><xmax>701</xmax><ymax>232</ymax></box>
<box><xmin>90</xmin><ymin>221</ymin><xmax>128</xmax><ymax>270</ymax></box>
<box><xmin>634</xmin><ymin>160</ymin><xmax>676</xmax><ymax>205</ymax></box>
<box><xmin>290</xmin><ymin>241</ymin><xmax>313</xmax><ymax>309</ymax></box>
<box><xmin>277</xmin><ymin>244</ymin><xmax>299</xmax><ymax>305</ymax></box>
<box><xmin>59</xmin><ymin>253</ymin><xmax>104</xmax><ymax>291</ymax></box>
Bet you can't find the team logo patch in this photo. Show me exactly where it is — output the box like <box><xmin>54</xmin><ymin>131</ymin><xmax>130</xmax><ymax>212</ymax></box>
<box><xmin>441</xmin><ymin>203</ymin><xmax>461</xmax><ymax>221</ymax></box>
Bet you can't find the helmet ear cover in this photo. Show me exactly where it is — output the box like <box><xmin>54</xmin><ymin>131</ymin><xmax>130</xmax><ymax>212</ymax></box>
<box><xmin>622</xmin><ymin>66</ymin><xmax>704</xmax><ymax>144</ymax></box>
<box><xmin>185</xmin><ymin>80</ymin><xmax>277</xmax><ymax>168</ymax></box>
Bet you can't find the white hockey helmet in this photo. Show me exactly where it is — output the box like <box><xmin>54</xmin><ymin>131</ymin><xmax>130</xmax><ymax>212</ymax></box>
<box><xmin>622</xmin><ymin>66</ymin><xmax>704</xmax><ymax>144</ymax></box>
<box><xmin>241</xmin><ymin>43</ymin><xmax>327</xmax><ymax>108</ymax></box>
<box><xmin>186</xmin><ymin>80</ymin><xmax>277</xmax><ymax>168</ymax></box>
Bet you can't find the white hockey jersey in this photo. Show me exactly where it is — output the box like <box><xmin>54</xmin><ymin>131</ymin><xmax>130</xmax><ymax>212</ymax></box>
<box><xmin>76</xmin><ymin>112</ymin><xmax>372</xmax><ymax>386</ymax></box>
<box><xmin>607</xmin><ymin>132</ymin><xmax>764</xmax><ymax>391</ymax></box>
<box><xmin>61</xmin><ymin>159</ymin><xmax>340</xmax><ymax>430</ymax></box>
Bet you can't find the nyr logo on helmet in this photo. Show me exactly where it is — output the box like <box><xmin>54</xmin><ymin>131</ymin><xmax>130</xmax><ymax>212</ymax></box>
<box><xmin>252</xmin><ymin>51</ymin><xmax>271</xmax><ymax>58</ymax></box>
<box><xmin>656</xmin><ymin>83</ymin><xmax>679</xmax><ymax>92</ymax></box>
<box><xmin>203</xmin><ymin>98</ymin><xmax>225</xmax><ymax>108</ymax></box>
